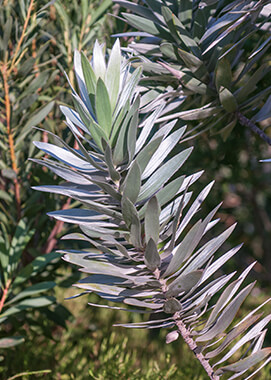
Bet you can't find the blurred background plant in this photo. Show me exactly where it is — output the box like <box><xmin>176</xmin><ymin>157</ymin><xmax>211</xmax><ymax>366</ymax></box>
<box><xmin>0</xmin><ymin>0</ymin><xmax>271</xmax><ymax>379</ymax></box>
<box><xmin>0</xmin><ymin>0</ymin><xmax>115</xmax><ymax>374</ymax></box>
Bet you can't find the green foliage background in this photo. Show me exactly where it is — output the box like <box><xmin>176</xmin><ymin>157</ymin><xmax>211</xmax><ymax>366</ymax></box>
<box><xmin>0</xmin><ymin>0</ymin><xmax>270</xmax><ymax>379</ymax></box>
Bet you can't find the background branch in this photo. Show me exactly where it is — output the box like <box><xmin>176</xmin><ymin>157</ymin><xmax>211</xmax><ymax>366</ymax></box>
<box><xmin>237</xmin><ymin>111</ymin><xmax>271</xmax><ymax>146</ymax></box>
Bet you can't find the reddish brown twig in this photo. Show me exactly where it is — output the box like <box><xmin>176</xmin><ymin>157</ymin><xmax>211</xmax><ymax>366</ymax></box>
<box><xmin>43</xmin><ymin>198</ymin><xmax>71</xmax><ymax>254</ymax></box>
<box><xmin>1</xmin><ymin>65</ymin><xmax>21</xmax><ymax>218</ymax></box>
<box><xmin>174</xmin><ymin>316</ymin><xmax>220</xmax><ymax>380</ymax></box>
<box><xmin>8</xmin><ymin>0</ymin><xmax>35</xmax><ymax>75</ymax></box>
<box><xmin>0</xmin><ymin>279</ymin><xmax>11</xmax><ymax>315</ymax></box>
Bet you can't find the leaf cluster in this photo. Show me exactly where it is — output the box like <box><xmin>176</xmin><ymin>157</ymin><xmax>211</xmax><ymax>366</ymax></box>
<box><xmin>35</xmin><ymin>39</ymin><xmax>271</xmax><ymax>378</ymax></box>
<box><xmin>115</xmin><ymin>0</ymin><xmax>271</xmax><ymax>141</ymax></box>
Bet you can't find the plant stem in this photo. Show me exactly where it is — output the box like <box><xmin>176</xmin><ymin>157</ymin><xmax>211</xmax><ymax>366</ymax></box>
<box><xmin>8</xmin><ymin>0</ymin><xmax>35</xmax><ymax>74</ymax></box>
<box><xmin>1</xmin><ymin>65</ymin><xmax>21</xmax><ymax>218</ymax></box>
<box><xmin>7</xmin><ymin>369</ymin><xmax>52</xmax><ymax>380</ymax></box>
<box><xmin>174</xmin><ymin>316</ymin><xmax>220</xmax><ymax>380</ymax></box>
<box><xmin>237</xmin><ymin>111</ymin><xmax>271</xmax><ymax>146</ymax></box>
<box><xmin>0</xmin><ymin>279</ymin><xmax>11</xmax><ymax>314</ymax></box>
<box><xmin>155</xmin><ymin>271</ymin><xmax>219</xmax><ymax>379</ymax></box>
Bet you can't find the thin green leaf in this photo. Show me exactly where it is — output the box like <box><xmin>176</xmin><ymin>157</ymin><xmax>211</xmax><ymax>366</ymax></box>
<box><xmin>113</xmin><ymin>96</ymin><xmax>140</xmax><ymax>165</ymax></box>
<box><xmin>163</xmin><ymin>298</ymin><xmax>182</xmax><ymax>314</ymax></box>
<box><xmin>215</xmin><ymin>348</ymin><xmax>271</xmax><ymax>376</ymax></box>
<box><xmin>123</xmin><ymin>161</ymin><xmax>141</xmax><ymax>204</ymax></box>
<box><xmin>127</xmin><ymin>109</ymin><xmax>139</xmax><ymax>164</ymax></box>
<box><xmin>122</xmin><ymin>12</ymin><xmax>172</xmax><ymax>40</ymax></box>
<box><xmin>81</xmin><ymin>52</ymin><xmax>97</xmax><ymax>95</ymax></box>
<box><xmin>196</xmin><ymin>283</ymin><xmax>255</xmax><ymax>342</ymax></box>
<box><xmin>0</xmin><ymin>336</ymin><xmax>25</xmax><ymax>348</ymax></box>
<box><xmin>95</xmin><ymin>78</ymin><xmax>112</xmax><ymax>137</ymax></box>
<box><xmin>145</xmin><ymin>196</ymin><xmax>160</xmax><ymax>244</ymax></box>
<box><xmin>105</xmin><ymin>39</ymin><xmax>121</xmax><ymax>111</ymax></box>
<box><xmin>93</xmin><ymin>40</ymin><xmax>106</xmax><ymax>80</ymax></box>
<box><xmin>142</xmin><ymin>127</ymin><xmax>186</xmax><ymax>180</ymax></box>
<box><xmin>206</xmin><ymin>314</ymin><xmax>262</xmax><ymax>359</ymax></box>
<box><xmin>219</xmin><ymin>87</ymin><xmax>238</xmax><ymax>113</ymax></box>
<box><xmin>23</xmin><ymin>101</ymin><xmax>54</xmax><ymax>131</ymax></box>
<box><xmin>104</xmin><ymin>144</ymin><xmax>120</xmax><ymax>182</ymax></box>
<box><xmin>136</xmin><ymin>137</ymin><xmax>163</xmax><ymax>174</ymax></box>
<box><xmin>215</xmin><ymin>58</ymin><xmax>232</xmax><ymax>90</ymax></box>
<box><xmin>144</xmin><ymin>238</ymin><xmax>161</xmax><ymax>271</ymax></box>
<box><xmin>164</xmin><ymin>220</ymin><xmax>204</xmax><ymax>277</ymax></box>
<box><xmin>138</xmin><ymin>147</ymin><xmax>193</xmax><ymax>202</ymax></box>
<box><xmin>166</xmin><ymin>270</ymin><xmax>203</xmax><ymax>297</ymax></box>
<box><xmin>253</xmin><ymin>95</ymin><xmax>271</xmax><ymax>122</ymax></box>
<box><xmin>7</xmin><ymin>282</ymin><xmax>55</xmax><ymax>305</ymax></box>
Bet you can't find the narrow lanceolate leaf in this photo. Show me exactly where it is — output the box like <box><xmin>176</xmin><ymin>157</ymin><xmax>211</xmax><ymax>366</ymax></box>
<box><xmin>214</xmin><ymin>314</ymin><xmax>271</xmax><ymax>367</ymax></box>
<box><xmin>177</xmin><ymin>48</ymin><xmax>204</xmax><ymax>72</ymax></box>
<box><xmin>64</xmin><ymin>254</ymin><xmax>135</xmax><ymax>277</ymax></box>
<box><xmin>163</xmin><ymin>298</ymin><xmax>182</xmax><ymax>314</ymax></box>
<box><xmin>135</xmin><ymin>106</ymin><xmax>164</xmax><ymax>154</ymax></box>
<box><xmin>219</xmin><ymin>87</ymin><xmax>238</xmax><ymax>113</ymax></box>
<box><xmin>176</xmin><ymin>181</ymin><xmax>215</xmax><ymax>239</ymax></box>
<box><xmin>74</xmin><ymin>51</ymin><xmax>93</xmax><ymax>114</ymax></box>
<box><xmin>104</xmin><ymin>144</ymin><xmax>120</xmax><ymax>182</ymax></box>
<box><xmin>0</xmin><ymin>337</ymin><xmax>25</xmax><ymax>348</ymax></box>
<box><xmin>7</xmin><ymin>281</ymin><xmax>55</xmax><ymax>305</ymax></box>
<box><xmin>95</xmin><ymin>78</ymin><xmax>112</xmax><ymax>137</ymax></box>
<box><xmin>25</xmin><ymin>101</ymin><xmax>55</xmax><ymax>130</ymax></box>
<box><xmin>121</xmin><ymin>197</ymin><xmax>142</xmax><ymax>248</ymax></box>
<box><xmin>47</xmin><ymin>209</ymin><xmax>120</xmax><ymax>226</ymax></box>
<box><xmin>144</xmin><ymin>238</ymin><xmax>161</xmax><ymax>271</ymax></box>
<box><xmin>127</xmin><ymin>109</ymin><xmax>139</xmax><ymax>164</ymax></box>
<box><xmin>30</xmin><ymin>158</ymin><xmax>91</xmax><ymax>185</ymax></box>
<box><xmin>138</xmin><ymin>148</ymin><xmax>193</xmax><ymax>202</ymax></box>
<box><xmin>105</xmin><ymin>39</ymin><xmax>121</xmax><ymax>110</ymax></box>
<box><xmin>166</xmin><ymin>270</ymin><xmax>203</xmax><ymax>298</ymax></box>
<box><xmin>214</xmin><ymin>348</ymin><xmax>271</xmax><ymax>376</ymax></box>
<box><xmin>73</xmin><ymin>99</ymin><xmax>108</xmax><ymax>150</ymax></box>
<box><xmin>215</xmin><ymin>58</ymin><xmax>232</xmax><ymax>90</ymax></box>
<box><xmin>145</xmin><ymin>196</ymin><xmax>160</xmax><ymax>244</ymax></box>
<box><xmin>199</xmin><ymin>244</ymin><xmax>243</xmax><ymax>285</ymax></box>
<box><xmin>253</xmin><ymin>94</ymin><xmax>271</xmax><ymax>122</ymax></box>
<box><xmin>93</xmin><ymin>40</ymin><xmax>106</xmax><ymax>80</ymax></box>
<box><xmin>123</xmin><ymin>161</ymin><xmax>141</xmax><ymax>204</ymax></box>
<box><xmin>142</xmin><ymin>127</ymin><xmax>186</xmax><ymax>180</ymax></box>
<box><xmin>136</xmin><ymin>137</ymin><xmax>163</xmax><ymax>174</ymax></box>
<box><xmin>206</xmin><ymin>314</ymin><xmax>263</xmax><ymax>359</ymax></box>
<box><xmin>164</xmin><ymin>220</ymin><xmax>204</xmax><ymax>277</ymax></box>
<box><xmin>124</xmin><ymin>298</ymin><xmax>163</xmax><ymax>310</ymax></box>
<box><xmin>181</xmin><ymin>223</ymin><xmax>237</xmax><ymax>276</ymax></box>
<box><xmin>203</xmin><ymin>14</ymin><xmax>249</xmax><ymax>55</ymax></box>
<box><xmin>196</xmin><ymin>282</ymin><xmax>255</xmax><ymax>342</ymax></box>
<box><xmin>204</xmin><ymin>262</ymin><xmax>254</xmax><ymax>323</ymax></box>
<box><xmin>121</xmin><ymin>12</ymin><xmax>172</xmax><ymax>39</ymax></box>
<box><xmin>113</xmin><ymin>67</ymin><xmax>142</xmax><ymax>125</ymax></box>
<box><xmin>113</xmin><ymin>96</ymin><xmax>140</xmax><ymax>165</ymax></box>
<box><xmin>81</xmin><ymin>52</ymin><xmax>97</xmax><ymax>95</ymax></box>
<box><xmin>161</xmin><ymin>6</ymin><xmax>201</xmax><ymax>57</ymax></box>
<box><xmin>32</xmin><ymin>141</ymin><xmax>93</xmax><ymax>171</ymax></box>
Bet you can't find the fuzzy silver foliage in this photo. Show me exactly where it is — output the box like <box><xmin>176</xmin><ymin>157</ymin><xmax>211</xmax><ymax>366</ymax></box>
<box><xmin>33</xmin><ymin>40</ymin><xmax>271</xmax><ymax>379</ymax></box>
